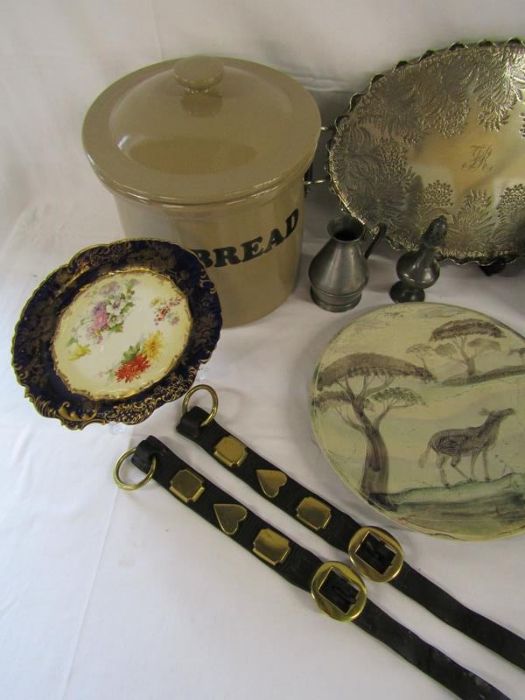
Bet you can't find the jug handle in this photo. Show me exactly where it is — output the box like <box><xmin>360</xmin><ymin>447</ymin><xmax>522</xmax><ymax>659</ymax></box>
<box><xmin>364</xmin><ymin>223</ymin><xmax>387</xmax><ymax>259</ymax></box>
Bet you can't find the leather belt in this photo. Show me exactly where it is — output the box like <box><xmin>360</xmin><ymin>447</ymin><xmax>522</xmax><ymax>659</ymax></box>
<box><xmin>117</xmin><ymin>434</ymin><xmax>509</xmax><ymax>700</ymax></box>
<box><xmin>175</xmin><ymin>385</ymin><xmax>525</xmax><ymax>673</ymax></box>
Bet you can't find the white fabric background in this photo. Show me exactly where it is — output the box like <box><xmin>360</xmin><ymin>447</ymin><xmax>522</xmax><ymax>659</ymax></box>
<box><xmin>1</xmin><ymin>2</ymin><xmax>525</xmax><ymax>698</ymax></box>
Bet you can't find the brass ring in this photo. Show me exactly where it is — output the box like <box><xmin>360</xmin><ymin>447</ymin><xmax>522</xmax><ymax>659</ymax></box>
<box><xmin>113</xmin><ymin>448</ymin><xmax>157</xmax><ymax>491</ymax></box>
<box><xmin>181</xmin><ymin>384</ymin><xmax>218</xmax><ymax>427</ymax></box>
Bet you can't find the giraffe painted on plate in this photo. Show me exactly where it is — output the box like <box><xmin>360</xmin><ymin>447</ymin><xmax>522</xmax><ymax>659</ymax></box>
<box><xmin>419</xmin><ymin>408</ymin><xmax>515</xmax><ymax>487</ymax></box>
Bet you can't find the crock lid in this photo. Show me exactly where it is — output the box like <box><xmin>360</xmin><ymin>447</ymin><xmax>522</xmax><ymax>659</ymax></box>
<box><xmin>83</xmin><ymin>56</ymin><xmax>321</xmax><ymax>205</ymax></box>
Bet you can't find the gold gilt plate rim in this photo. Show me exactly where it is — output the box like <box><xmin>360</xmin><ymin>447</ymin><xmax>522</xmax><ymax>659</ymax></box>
<box><xmin>11</xmin><ymin>238</ymin><xmax>222</xmax><ymax>430</ymax></box>
<box><xmin>328</xmin><ymin>38</ymin><xmax>525</xmax><ymax>266</ymax></box>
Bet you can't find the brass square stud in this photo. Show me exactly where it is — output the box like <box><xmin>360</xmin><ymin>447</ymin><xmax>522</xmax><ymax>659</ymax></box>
<box><xmin>296</xmin><ymin>496</ymin><xmax>331</xmax><ymax>531</ymax></box>
<box><xmin>252</xmin><ymin>528</ymin><xmax>291</xmax><ymax>566</ymax></box>
<box><xmin>213</xmin><ymin>436</ymin><xmax>248</xmax><ymax>468</ymax></box>
<box><xmin>169</xmin><ymin>469</ymin><xmax>205</xmax><ymax>503</ymax></box>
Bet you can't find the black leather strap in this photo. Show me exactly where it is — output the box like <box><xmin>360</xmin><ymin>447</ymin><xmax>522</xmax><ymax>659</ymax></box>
<box><xmin>177</xmin><ymin>406</ymin><xmax>525</xmax><ymax>672</ymax></box>
<box><xmin>131</xmin><ymin>435</ymin><xmax>509</xmax><ymax>700</ymax></box>
<box><xmin>133</xmin><ymin>436</ymin><xmax>320</xmax><ymax>589</ymax></box>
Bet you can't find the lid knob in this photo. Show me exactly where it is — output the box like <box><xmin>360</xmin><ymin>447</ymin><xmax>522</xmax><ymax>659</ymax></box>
<box><xmin>173</xmin><ymin>56</ymin><xmax>224</xmax><ymax>92</ymax></box>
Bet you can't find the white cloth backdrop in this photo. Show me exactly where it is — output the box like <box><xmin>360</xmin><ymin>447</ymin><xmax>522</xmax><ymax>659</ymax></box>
<box><xmin>1</xmin><ymin>1</ymin><xmax>525</xmax><ymax>698</ymax></box>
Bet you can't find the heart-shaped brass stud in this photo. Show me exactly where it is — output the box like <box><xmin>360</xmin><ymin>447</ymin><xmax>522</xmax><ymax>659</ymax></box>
<box><xmin>256</xmin><ymin>469</ymin><xmax>288</xmax><ymax>499</ymax></box>
<box><xmin>213</xmin><ymin>503</ymin><xmax>248</xmax><ymax>536</ymax></box>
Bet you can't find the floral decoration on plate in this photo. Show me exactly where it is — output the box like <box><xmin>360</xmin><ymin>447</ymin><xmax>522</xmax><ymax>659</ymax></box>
<box><xmin>12</xmin><ymin>239</ymin><xmax>221</xmax><ymax>429</ymax></box>
<box><xmin>53</xmin><ymin>269</ymin><xmax>191</xmax><ymax>400</ymax></box>
<box><xmin>311</xmin><ymin>303</ymin><xmax>525</xmax><ymax>540</ymax></box>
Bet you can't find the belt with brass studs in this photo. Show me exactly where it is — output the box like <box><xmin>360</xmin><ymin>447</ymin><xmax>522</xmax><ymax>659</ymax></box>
<box><xmin>114</xmin><ymin>434</ymin><xmax>508</xmax><ymax>699</ymax></box>
<box><xmin>175</xmin><ymin>385</ymin><xmax>525</xmax><ymax>673</ymax></box>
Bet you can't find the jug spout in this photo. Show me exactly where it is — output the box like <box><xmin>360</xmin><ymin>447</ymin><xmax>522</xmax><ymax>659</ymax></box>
<box><xmin>327</xmin><ymin>215</ymin><xmax>366</xmax><ymax>249</ymax></box>
<box><xmin>327</xmin><ymin>215</ymin><xmax>384</xmax><ymax>257</ymax></box>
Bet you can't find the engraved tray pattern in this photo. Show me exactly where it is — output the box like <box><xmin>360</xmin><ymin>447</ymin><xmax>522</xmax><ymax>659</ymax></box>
<box><xmin>329</xmin><ymin>41</ymin><xmax>525</xmax><ymax>265</ymax></box>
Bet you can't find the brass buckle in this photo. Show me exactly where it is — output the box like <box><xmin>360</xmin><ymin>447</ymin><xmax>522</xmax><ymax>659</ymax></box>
<box><xmin>310</xmin><ymin>562</ymin><xmax>367</xmax><ymax>622</ymax></box>
<box><xmin>348</xmin><ymin>526</ymin><xmax>403</xmax><ymax>583</ymax></box>
<box><xmin>113</xmin><ymin>448</ymin><xmax>157</xmax><ymax>491</ymax></box>
<box><xmin>182</xmin><ymin>384</ymin><xmax>218</xmax><ymax>427</ymax></box>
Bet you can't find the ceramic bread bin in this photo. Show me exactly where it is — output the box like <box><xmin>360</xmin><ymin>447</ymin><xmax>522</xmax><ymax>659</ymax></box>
<box><xmin>83</xmin><ymin>56</ymin><xmax>321</xmax><ymax>326</ymax></box>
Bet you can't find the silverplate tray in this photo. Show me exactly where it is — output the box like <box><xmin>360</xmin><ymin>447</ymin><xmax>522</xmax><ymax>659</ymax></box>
<box><xmin>311</xmin><ymin>303</ymin><xmax>525</xmax><ymax>540</ymax></box>
<box><xmin>329</xmin><ymin>40</ymin><xmax>525</xmax><ymax>265</ymax></box>
<box><xmin>12</xmin><ymin>239</ymin><xmax>221</xmax><ymax>429</ymax></box>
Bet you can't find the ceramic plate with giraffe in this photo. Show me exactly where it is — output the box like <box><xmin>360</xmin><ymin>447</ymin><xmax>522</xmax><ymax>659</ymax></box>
<box><xmin>311</xmin><ymin>303</ymin><xmax>525</xmax><ymax>540</ymax></box>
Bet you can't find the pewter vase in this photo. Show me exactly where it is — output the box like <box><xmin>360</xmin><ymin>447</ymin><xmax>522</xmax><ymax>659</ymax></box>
<box><xmin>308</xmin><ymin>216</ymin><xmax>369</xmax><ymax>312</ymax></box>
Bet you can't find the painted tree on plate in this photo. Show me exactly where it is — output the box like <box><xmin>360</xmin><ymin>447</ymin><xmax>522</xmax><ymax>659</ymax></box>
<box><xmin>429</xmin><ymin>318</ymin><xmax>504</xmax><ymax>377</ymax></box>
<box><xmin>406</xmin><ymin>343</ymin><xmax>433</xmax><ymax>373</ymax></box>
<box><xmin>314</xmin><ymin>353</ymin><xmax>434</xmax><ymax>503</ymax></box>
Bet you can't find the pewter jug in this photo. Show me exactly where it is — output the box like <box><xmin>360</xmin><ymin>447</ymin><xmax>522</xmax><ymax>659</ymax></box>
<box><xmin>309</xmin><ymin>216</ymin><xmax>375</xmax><ymax>311</ymax></box>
